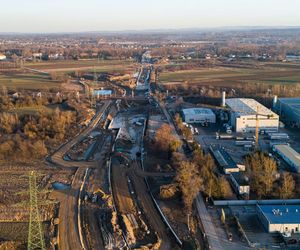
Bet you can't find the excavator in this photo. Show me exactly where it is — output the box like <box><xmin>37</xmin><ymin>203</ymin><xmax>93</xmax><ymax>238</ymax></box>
<box><xmin>92</xmin><ymin>188</ymin><xmax>111</xmax><ymax>206</ymax></box>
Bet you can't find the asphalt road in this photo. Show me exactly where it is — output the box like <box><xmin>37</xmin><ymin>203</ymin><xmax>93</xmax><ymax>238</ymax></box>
<box><xmin>195</xmin><ymin>194</ymin><xmax>223</xmax><ymax>250</ymax></box>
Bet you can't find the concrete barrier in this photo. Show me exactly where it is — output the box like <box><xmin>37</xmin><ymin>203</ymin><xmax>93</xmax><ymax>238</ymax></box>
<box><xmin>78</xmin><ymin>168</ymin><xmax>89</xmax><ymax>250</ymax></box>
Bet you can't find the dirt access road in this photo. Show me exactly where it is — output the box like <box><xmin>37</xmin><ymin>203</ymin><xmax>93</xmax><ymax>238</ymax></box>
<box><xmin>129</xmin><ymin>161</ymin><xmax>171</xmax><ymax>250</ymax></box>
<box><xmin>50</xmin><ymin>100</ymin><xmax>112</xmax><ymax>250</ymax></box>
<box><xmin>57</xmin><ymin>167</ymin><xmax>86</xmax><ymax>250</ymax></box>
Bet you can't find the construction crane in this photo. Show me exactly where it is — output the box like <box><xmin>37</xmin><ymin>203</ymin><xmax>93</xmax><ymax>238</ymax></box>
<box><xmin>255</xmin><ymin>106</ymin><xmax>274</xmax><ymax>149</ymax></box>
<box><xmin>222</xmin><ymin>103</ymin><xmax>274</xmax><ymax>149</ymax></box>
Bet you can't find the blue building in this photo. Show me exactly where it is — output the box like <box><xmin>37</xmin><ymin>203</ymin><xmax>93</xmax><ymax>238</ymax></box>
<box><xmin>273</xmin><ymin>97</ymin><xmax>300</xmax><ymax>128</ymax></box>
<box><xmin>257</xmin><ymin>204</ymin><xmax>300</xmax><ymax>233</ymax></box>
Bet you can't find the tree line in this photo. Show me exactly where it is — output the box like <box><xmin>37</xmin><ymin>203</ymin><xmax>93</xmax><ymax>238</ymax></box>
<box><xmin>0</xmin><ymin>108</ymin><xmax>76</xmax><ymax>162</ymax></box>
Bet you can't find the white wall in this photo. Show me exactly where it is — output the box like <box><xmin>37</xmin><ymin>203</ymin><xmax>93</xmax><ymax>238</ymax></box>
<box><xmin>229</xmin><ymin>174</ymin><xmax>250</xmax><ymax>195</ymax></box>
<box><xmin>184</xmin><ymin>113</ymin><xmax>216</xmax><ymax>124</ymax></box>
<box><xmin>233</xmin><ymin>114</ymin><xmax>279</xmax><ymax>132</ymax></box>
<box><xmin>269</xmin><ymin>223</ymin><xmax>300</xmax><ymax>233</ymax></box>
<box><xmin>239</xmin><ymin>185</ymin><xmax>250</xmax><ymax>195</ymax></box>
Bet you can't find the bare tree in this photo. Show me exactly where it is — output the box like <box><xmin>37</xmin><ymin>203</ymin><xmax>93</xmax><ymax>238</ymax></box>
<box><xmin>279</xmin><ymin>172</ymin><xmax>295</xmax><ymax>199</ymax></box>
<box><xmin>246</xmin><ymin>152</ymin><xmax>278</xmax><ymax>198</ymax></box>
<box><xmin>176</xmin><ymin>161</ymin><xmax>202</xmax><ymax>230</ymax></box>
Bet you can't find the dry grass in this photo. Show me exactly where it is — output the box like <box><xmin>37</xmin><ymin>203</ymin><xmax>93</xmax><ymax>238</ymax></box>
<box><xmin>0</xmin><ymin>72</ymin><xmax>61</xmax><ymax>90</ymax></box>
<box><xmin>160</xmin><ymin>64</ymin><xmax>300</xmax><ymax>86</ymax></box>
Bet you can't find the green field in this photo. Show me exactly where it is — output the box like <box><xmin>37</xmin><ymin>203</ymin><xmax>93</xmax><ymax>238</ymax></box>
<box><xmin>160</xmin><ymin>63</ymin><xmax>300</xmax><ymax>86</ymax></box>
<box><xmin>0</xmin><ymin>73</ymin><xmax>61</xmax><ymax>90</ymax></box>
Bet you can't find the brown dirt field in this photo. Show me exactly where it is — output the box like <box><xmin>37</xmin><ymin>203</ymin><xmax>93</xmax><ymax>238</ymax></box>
<box><xmin>111</xmin><ymin>161</ymin><xmax>135</xmax><ymax>214</ymax></box>
<box><xmin>61</xmin><ymin>81</ymin><xmax>83</xmax><ymax>91</ymax></box>
<box><xmin>161</xmin><ymin>64</ymin><xmax>300</xmax><ymax>87</ymax></box>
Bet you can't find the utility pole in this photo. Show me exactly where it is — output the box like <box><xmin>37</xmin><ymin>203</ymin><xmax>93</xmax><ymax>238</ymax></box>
<box><xmin>27</xmin><ymin>171</ymin><xmax>46</xmax><ymax>250</ymax></box>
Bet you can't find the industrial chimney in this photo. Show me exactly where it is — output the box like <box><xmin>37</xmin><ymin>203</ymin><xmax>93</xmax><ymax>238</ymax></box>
<box><xmin>221</xmin><ymin>91</ymin><xmax>226</xmax><ymax>107</ymax></box>
<box><xmin>273</xmin><ymin>95</ymin><xmax>278</xmax><ymax>108</ymax></box>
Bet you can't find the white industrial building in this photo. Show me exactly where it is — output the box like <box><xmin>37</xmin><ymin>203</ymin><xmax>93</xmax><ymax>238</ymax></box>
<box><xmin>182</xmin><ymin>108</ymin><xmax>216</xmax><ymax>124</ymax></box>
<box><xmin>257</xmin><ymin>204</ymin><xmax>300</xmax><ymax>233</ymax></box>
<box><xmin>226</xmin><ymin>98</ymin><xmax>279</xmax><ymax>133</ymax></box>
<box><xmin>272</xmin><ymin>144</ymin><xmax>300</xmax><ymax>173</ymax></box>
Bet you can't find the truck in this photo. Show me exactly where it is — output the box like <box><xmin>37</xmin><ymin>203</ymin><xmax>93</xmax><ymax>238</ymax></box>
<box><xmin>216</xmin><ymin>133</ymin><xmax>234</xmax><ymax>140</ymax></box>
<box><xmin>269</xmin><ymin>133</ymin><xmax>289</xmax><ymax>140</ymax></box>
<box><xmin>235</xmin><ymin>140</ymin><xmax>255</xmax><ymax>146</ymax></box>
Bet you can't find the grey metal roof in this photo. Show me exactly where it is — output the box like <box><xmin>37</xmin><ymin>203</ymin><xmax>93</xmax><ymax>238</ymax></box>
<box><xmin>210</xmin><ymin>145</ymin><xmax>239</xmax><ymax>170</ymax></box>
<box><xmin>273</xmin><ymin>144</ymin><xmax>300</xmax><ymax>168</ymax></box>
<box><xmin>258</xmin><ymin>204</ymin><xmax>300</xmax><ymax>224</ymax></box>
<box><xmin>182</xmin><ymin>108</ymin><xmax>214</xmax><ymax>116</ymax></box>
<box><xmin>226</xmin><ymin>98</ymin><xmax>277</xmax><ymax>117</ymax></box>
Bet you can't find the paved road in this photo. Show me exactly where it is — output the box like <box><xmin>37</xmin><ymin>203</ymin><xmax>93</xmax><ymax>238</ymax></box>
<box><xmin>195</xmin><ymin>194</ymin><xmax>223</xmax><ymax>250</ymax></box>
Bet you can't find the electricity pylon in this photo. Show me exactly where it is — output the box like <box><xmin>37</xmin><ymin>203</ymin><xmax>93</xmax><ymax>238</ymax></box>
<box><xmin>27</xmin><ymin>171</ymin><xmax>46</xmax><ymax>250</ymax></box>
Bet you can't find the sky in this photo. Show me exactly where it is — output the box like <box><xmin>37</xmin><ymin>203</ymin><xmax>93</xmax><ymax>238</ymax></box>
<box><xmin>0</xmin><ymin>0</ymin><xmax>300</xmax><ymax>33</ymax></box>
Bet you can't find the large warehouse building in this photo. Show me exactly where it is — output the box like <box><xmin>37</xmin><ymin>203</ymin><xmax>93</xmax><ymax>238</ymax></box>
<box><xmin>257</xmin><ymin>204</ymin><xmax>300</xmax><ymax>233</ymax></box>
<box><xmin>272</xmin><ymin>144</ymin><xmax>300</xmax><ymax>173</ymax></box>
<box><xmin>182</xmin><ymin>108</ymin><xmax>216</xmax><ymax>124</ymax></box>
<box><xmin>273</xmin><ymin>97</ymin><xmax>300</xmax><ymax>128</ymax></box>
<box><xmin>226</xmin><ymin>98</ymin><xmax>279</xmax><ymax>132</ymax></box>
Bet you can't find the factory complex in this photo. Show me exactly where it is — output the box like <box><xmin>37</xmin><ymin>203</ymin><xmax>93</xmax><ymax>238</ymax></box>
<box><xmin>273</xmin><ymin>97</ymin><xmax>300</xmax><ymax>128</ymax></box>
<box><xmin>226</xmin><ymin>98</ymin><xmax>279</xmax><ymax>133</ymax></box>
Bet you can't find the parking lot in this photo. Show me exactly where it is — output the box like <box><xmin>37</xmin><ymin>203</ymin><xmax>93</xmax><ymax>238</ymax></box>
<box><xmin>192</xmin><ymin>122</ymin><xmax>300</xmax><ymax>172</ymax></box>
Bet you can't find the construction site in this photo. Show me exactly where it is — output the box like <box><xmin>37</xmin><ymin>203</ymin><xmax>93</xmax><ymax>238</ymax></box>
<box><xmin>1</xmin><ymin>36</ymin><xmax>300</xmax><ymax>250</ymax></box>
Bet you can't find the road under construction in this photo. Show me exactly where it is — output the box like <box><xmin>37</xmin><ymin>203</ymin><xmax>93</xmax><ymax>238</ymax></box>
<box><xmin>46</xmin><ymin>77</ymin><xmax>183</xmax><ymax>250</ymax></box>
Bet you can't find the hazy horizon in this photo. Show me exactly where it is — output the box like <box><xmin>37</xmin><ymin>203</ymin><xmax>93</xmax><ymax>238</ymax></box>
<box><xmin>1</xmin><ymin>0</ymin><xmax>300</xmax><ymax>33</ymax></box>
<box><xmin>1</xmin><ymin>26</ymin><xmax>300</xmax><ymax>35</ymax></box>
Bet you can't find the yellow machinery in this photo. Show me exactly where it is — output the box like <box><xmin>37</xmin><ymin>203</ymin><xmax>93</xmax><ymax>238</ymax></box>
<box><xmin>255</xmin><ymin>106</ymin><xmax>274</xmax><ymax>149</ymax></box>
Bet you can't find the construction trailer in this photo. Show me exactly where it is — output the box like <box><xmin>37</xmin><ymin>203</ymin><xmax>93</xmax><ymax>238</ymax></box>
<box><xmin>226</xmin><ymin>98</ymin><xmax>279</xmax><ymax>133</ymax></box>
